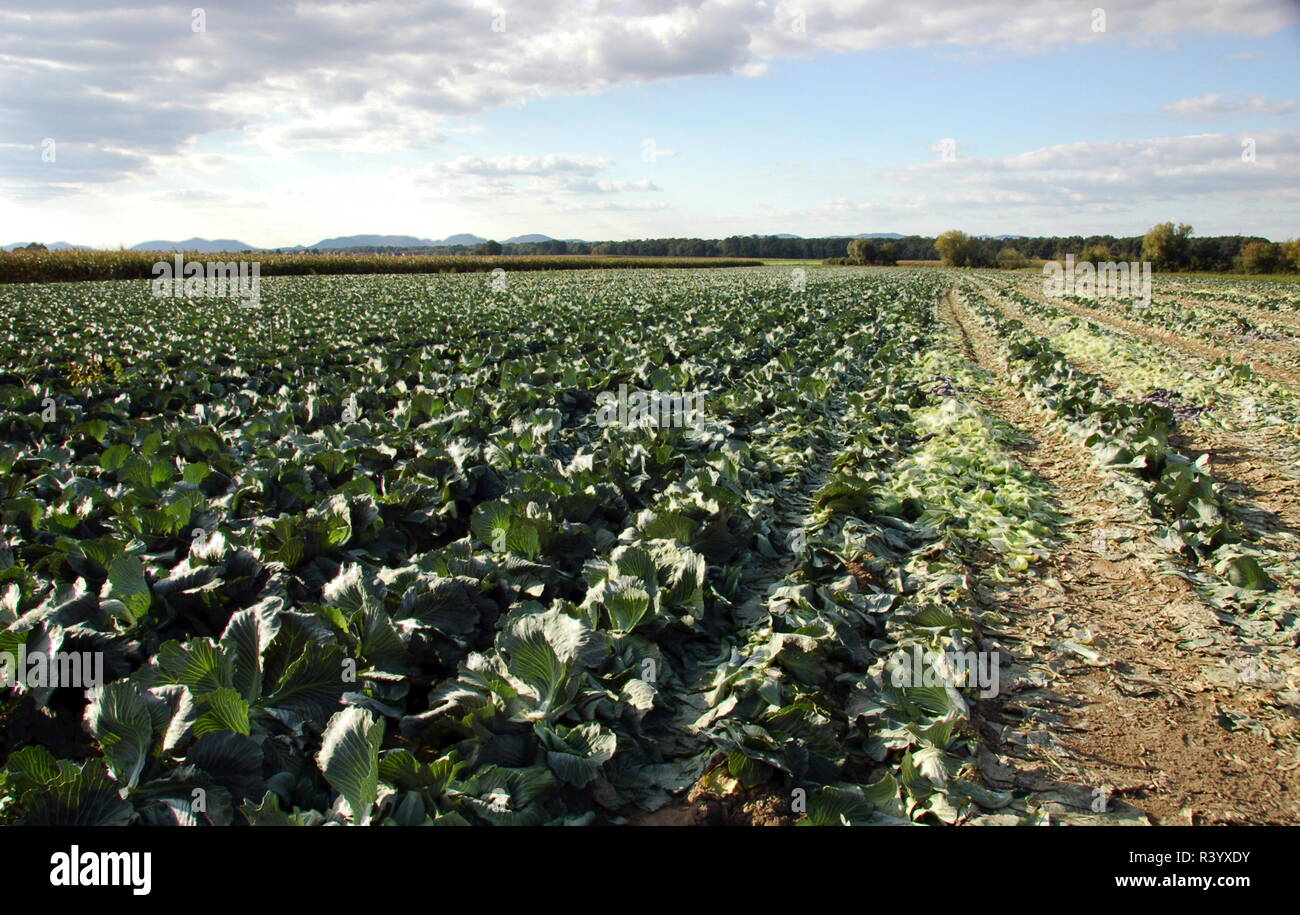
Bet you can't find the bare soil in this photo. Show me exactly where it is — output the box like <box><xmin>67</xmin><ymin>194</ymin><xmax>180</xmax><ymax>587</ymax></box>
<box><xmin>941</xmin><ymin>290</ymin><xmax>1300</xmax><ymax>825</ymax></box>
<box><xmin>628</xmin><ymin>782</ymin><xmax>795</xmax><ymax>826</ymax></box>
<box><xmin>977</xmin><ymin>279</ymin><xmax>1300</xmax><ymax>599</ymax></box>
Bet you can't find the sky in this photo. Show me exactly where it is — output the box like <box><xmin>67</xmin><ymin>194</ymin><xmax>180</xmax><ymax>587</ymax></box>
<box><xmin>2</xmin><ymin>0</ymin><xmax>1299</xmax><ymax>248</ymax></box>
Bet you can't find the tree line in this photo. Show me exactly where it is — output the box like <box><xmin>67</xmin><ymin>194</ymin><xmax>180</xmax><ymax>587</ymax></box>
<box><xmin>238</xmin><ymin>225</ymin><xmax>1299</xmax><ymax>274</ymax></box>
<box><xmin>473</xmin><ymin>228</ymin><xmax>1299</xmax><ymax>272</ymax></box>
<box><xmin>929</xmin><ymin>224</ymin><xmax>1298</xmax><ymax>273</ymax></box>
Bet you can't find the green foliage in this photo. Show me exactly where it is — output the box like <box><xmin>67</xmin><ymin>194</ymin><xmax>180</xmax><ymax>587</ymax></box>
<box><xmin>1142</xmin><ymin>221</ymin><xmax>1194</xmax><ymax>271</ymax></box>
<box><xmin>935</xmin><ymin>230</ymin><xmax>979</xmax><ymax>267</ymax></box>
<box><xmin>995</xmin><ymin>247</ymin><xmax>1028</xmax><ymax>269</ymax></box>
<box><xmin>1239</xmin><ymin>241</ymin><xmax>1282</xmax><ymax>274</ymax></box>
<box><xmin>1078</xmin><ymin>243</ymin><xmax>1112</xmax><ymax>264</ymax></box>
<box><xmin>5</xmin><ymin>266</ymin><xmax>1278</xmax><ymax>827</ymax></box>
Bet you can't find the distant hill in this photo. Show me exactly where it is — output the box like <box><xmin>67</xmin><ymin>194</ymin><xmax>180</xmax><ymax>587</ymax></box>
<box><xmin>23</xmin><ymin>230</ymin><xmax>1035</xmax><ymax>255</ymax></box>
<box><xmin>3</xmin><ymin>241</ymin><xmax>90</xmax><ymax>251</ymax></box>
<box><xmin>103</xmin><ymin>233</ymin><xmax>557</xmax><ymax>252</ymax></box>
<box><xmin>280</xmin><ymin>233</ymin><xmax>499</xmax><ymax>251</ymax></box>
<box><xmin>131</xmin><ymin>238</ymin><xmax>255</xmax><ymax>253</ymax></box>
<box><xmin>308</xmin><ymin>234</ymin><xmax>437</xmax><ymax>249</ymax></box>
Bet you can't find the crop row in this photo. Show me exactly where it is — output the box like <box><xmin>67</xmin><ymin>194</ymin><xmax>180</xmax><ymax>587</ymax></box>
<box><xmin>958</xmin><ymin>283</ymin><xmax>1299</xmax><ymax>630</ymax></box>
<box><xmin>0</xmin><ymin>250</ymin><xmax>762</xmax><ymax>285</ymax></box>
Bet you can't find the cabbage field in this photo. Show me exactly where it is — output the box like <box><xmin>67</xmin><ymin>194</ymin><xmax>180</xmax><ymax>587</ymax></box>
<box><xmin>1</xmin><ymin>266</ymin><xmax>1297</xmax><ymax>826</ymax></box>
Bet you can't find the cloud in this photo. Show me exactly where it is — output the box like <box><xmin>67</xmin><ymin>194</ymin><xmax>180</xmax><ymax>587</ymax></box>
<box><xmin>556</xmin><ymin>201</ymin><xmax>673</xmax><ymax>212</ymax></box>
<box><xmin>2</xmin><ymin>0</ymin><xmax>1296</xmax><ymax>196</ymax></box>
<box><xmin>1163</xmin><ymin>94</ymin><xmax>1300</xmax><ymax>119</ymax></box>
<box><xmin>784</xmin><ymin>130</ymin><xmax>1300</xmax><ymax>236</ymax></box>
<box><xmin>240</xmin><ymin>105</ymin><xmax>448</xmax><ymax>154</ymax></box>
<box><xmin>0</xmin><ymin>141</ymin><xmax>150</xmax><ymax>188</ymax></box>
<box><xmin>562</xmin><ymin>178</ymin><xmax>662</xmax><ymax>193</ymax></box>
<box><xmin>152</xmin><ymin>188</ymin><xmax>235</xmax><ymax>204</ymax></box>
<box><xmin>879</xmin><ymin>130</ymin><xmax>1300</xmax><ymax>204</ymax></box>
<box><xmin>752</xmin><ymin>0</ymin><xmax>1298</xmax><ymax>57</ymax></box>
<box><xmin>397</xmin><ymin>154</ymin><xmax>658</xmax><ymax>200</ymax></box>
<box><xmin>439</xmin><ymin>155</ymin><xmax>609</xmax><ymax>177</ymax></box>
<box><xmin>640</xmin><ymin>142</ymin><xmax>679</xmax><ymax>161</ymax></box>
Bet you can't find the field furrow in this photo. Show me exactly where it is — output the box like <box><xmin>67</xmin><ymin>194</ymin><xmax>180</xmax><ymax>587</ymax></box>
<box><xmin>943</xmin><ymin>290</ymin><xmax>1299</xmax><ymax>824</ymax></box>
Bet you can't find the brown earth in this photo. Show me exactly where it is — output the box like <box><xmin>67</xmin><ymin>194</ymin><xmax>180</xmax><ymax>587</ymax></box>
<box><xmin>628</xmin><ymin>781</ymin><xmax>795</xmax><ymax>826</ymax></box>
<box><xmin>940</xmin><ymin>289</ymin><xmax>1300</xmax><ymax>825</ymax></box>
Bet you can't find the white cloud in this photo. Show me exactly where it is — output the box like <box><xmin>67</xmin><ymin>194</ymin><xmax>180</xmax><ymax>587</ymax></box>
<box><xmin>799</xmin><ymin>130</ymin><xmax>1300</xmax><ymax>236</ymax></box>
<box><xmin>3</xmin><ymin>0</ymin><xmax>1297</xmax><ymax>195</ymax></box>
<box><xmin>395</xmin><ymin>154</ymin><xmax>658</xmax><ymax>200</ymax></box>
<box><xmin>439</xmin><ymin>155</ymin><xmax>610</xmax><ymax>177</ymax></box>
<box><xmin>640</xmin><ymin>143</ymin><xmax>679</xmax><ymax>162</ymax></box>
<box><xmin>1163</xmin><ymin>94</ymin><xmax>1300</xmax><ymax>119</ymax></box>
<box><xmin>880</xmin><ymin>130</ymin><xmax>1300</xmax><ymax>203</ymax></box>
<box><xmin>752</xmin><ymin>0</ymin><xmax>1298</xmax><ymax>56</ymax></box>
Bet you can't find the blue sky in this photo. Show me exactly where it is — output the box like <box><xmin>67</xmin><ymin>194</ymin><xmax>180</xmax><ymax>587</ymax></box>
<box><xmin>2</xmin><ymin>1</ymin><xmax>1298</xmax><ymax>247</ymax></box>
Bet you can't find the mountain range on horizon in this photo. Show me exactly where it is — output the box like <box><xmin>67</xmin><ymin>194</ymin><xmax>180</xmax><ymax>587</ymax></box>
<box><xmin>1</xmin><ymin>241</ymin><xmax>94</xmax><ymax>252</ymax></box>
<box><xmin>4</xmin><ymin>231</ymin><xmax>1032</xmax><ymax>253</ymax></box>
<box><xmin>118</xmin><ymin>233</ymin><xmax>560</xmax><ymax>252</ymax></box>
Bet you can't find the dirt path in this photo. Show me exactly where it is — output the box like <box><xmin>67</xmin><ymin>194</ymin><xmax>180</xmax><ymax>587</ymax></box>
<box><xmin>941</xmin><ymin>290</ymin><xmax>1300</xmax><ymax>825</ymax></box>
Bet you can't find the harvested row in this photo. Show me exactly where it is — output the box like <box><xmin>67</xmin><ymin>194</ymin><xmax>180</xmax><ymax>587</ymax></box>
<box><xmin>970</xmin><ymin>277</ymin><xmax>1300</xmax><ymax>584</ymax></box>
<box><xmin>942</xmin><ymin>289</ymin><xmax>1299</xmax><ymax>824</ymax></box>
<box><xmin>954</xmin><ymin>283</ymin><xmax>1300</xmax><ymax>782</ymax></box>
<box><xmin>973</xmin><ymin>273</ymin><xmax>1300</xmax><ymax>474</ymax></box>
<box><xmin>995</xmin><ymin>271</ymin><xmax>1300</xmax><ymax>389</ymax></box>
<box><xmin>959</xmin><ymin>281</ymin><xmax>1300</xmax><ymax>615</ymax></box>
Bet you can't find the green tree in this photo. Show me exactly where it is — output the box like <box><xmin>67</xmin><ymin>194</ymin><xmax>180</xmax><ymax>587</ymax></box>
<box><xmin>477</xmin><ymin>239</ymin><xmax>503</xmax><ymax>255</ymax></box>
<box><xmin>1283</xmin><ymin>239</ymin><xmax>1300</xmax><ymax>272</ymax></box>
<box><xmin>1079</xmin><ymin>243</ymin><xmax>1113</xmax><ymax>264</ymax></box>
<box><xmin>847</xmin><ymin>238</ymin><xmax>875</xmax><ymax>265</ymax></box>
<box><xmin>1239</xmin><ymin>241</ymin><xmax>1281</xmax><ymax>273</ymax></box>
<box><xmin>995</xmin><ymin>247</ymin><xmax>1027</xmax><ymax>269</ymax></box>
<box><xmin>877</xmin><ymin>242</ymin><xmax>897</xmax><ymax>266</ymax></box>
<box><xmin>935</xmin><ymin>230</ymin><xmax>976</xmax><ymax>267</ymax></box>
<box><xmin>1189</xmin><ymin>237</ymin><xmax>1232</xmax><ymax>271</ymax></box>
<box><xmin>1141</xmin><ymin>222</ymin><xmax>1193</xmax><ymax>271</ymax></box>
